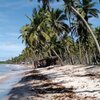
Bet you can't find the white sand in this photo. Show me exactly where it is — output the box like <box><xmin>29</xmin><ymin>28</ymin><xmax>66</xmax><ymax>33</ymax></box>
<box><xmin>39</xmin><ymin>65</ymin><xmax>100</xmax><ymax>99</ymax></box>
<box><xmin>5</xmin><ymin>64</ymin><xmax>100</xmax><ymax>100</ymax></box>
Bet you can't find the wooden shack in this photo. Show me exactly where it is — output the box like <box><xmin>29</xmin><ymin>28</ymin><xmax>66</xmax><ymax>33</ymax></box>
<box><xmin>34</xmin><ymin>56</ymin><xmax>58</xmax><ymax>68</ymax></box>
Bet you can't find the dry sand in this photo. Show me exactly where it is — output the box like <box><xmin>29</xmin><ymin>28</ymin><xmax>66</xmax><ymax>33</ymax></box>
<box><xmin>5</xmin><ymin>65</ymin><xmax>100</xmax><ymax>100</ymax></box>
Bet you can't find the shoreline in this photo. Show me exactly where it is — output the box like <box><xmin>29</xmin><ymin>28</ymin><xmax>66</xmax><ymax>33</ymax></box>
<box><xmin>0</xmin><ymin>64</ymin><xmax>33</xmax><ymax>100</ymax></box>
<box><xmin>0</xmin><ymin>64</ymin><xmax>33</xmax><ymax>83</ymax></box>
<box><xmin>4</xmin><ymin>64</ymin><xmax>100</xmax><ymax>100</ymax></box>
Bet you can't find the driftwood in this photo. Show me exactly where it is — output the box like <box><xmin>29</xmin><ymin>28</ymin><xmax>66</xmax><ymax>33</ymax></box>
<box><xmin>34</xmin><ymin>56</ymin><xmax>58</xmax><ymax>68</ymax></box>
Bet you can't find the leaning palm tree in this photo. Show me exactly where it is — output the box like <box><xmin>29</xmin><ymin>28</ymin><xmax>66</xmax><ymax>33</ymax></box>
<box><xmin>73</xmin><ymin>0</ymin><xmax>100</xmax><ymax>64</ymax></box>
<box><xmin>63</xmin><ymin>0</ymin><xmax>100</xmax><ymax>53</ymax></box>
<box><xmin>48</xmin><ymin>8</ymin><xmax>69</xmax><ymax>34</ymax></box>
<box><xmin>21</xmin><ymin>5</ymin><xmax>70</xmax><ymax>65</ymax></box>
<box><xmin>42</xmin><ymin>8</ymin><xmax>70</xmax><ymax>65</ymax></box>
<box><xmin>20</xmin><ymin>24</ymin><xmax>32</xmax><ymax>47</ymax></box>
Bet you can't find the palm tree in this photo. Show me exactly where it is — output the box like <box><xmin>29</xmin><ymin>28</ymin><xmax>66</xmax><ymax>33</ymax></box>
<box><xmin>17</xmin><ymin>0</ymin><xmax>100</xmax><ymax>65</ymax></box>
<box><xmin>20</xmin><ymin>5</ymin><xmax>70</xmax><ymax>65</ymax></box>
<box><xmin>73</xmin><ymin>0</ymin><xmax>100</xmax><ymax>64</ymax></box>
<box><xmin>43</xmin><ymin>8</ymin><xmax>70</xmax><ymax>65</ymax></box>
<box><xmin>63</xmin><ymin>0</ymin><xmax>100</xmax><ymax>53</ymax></box>
<box><xmin>20</xmin><ymin>24</ymin><xmax>32</xmax><ymax>47</ymax></box>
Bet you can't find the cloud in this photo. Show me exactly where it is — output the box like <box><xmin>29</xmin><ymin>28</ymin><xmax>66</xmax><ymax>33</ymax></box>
<box><xmin>0</xmin><ymin>42</ymin><xmax>24</xmax><ymax>52</ymax></box>
<box><xmin>0</xmin><ymin>32</ymin><xmax>21</xmax><ymax>44</ymax></box>
<box><xmin>0</xmin><ymin>31</ymin><xmax>24</xmax><ymax>61</ymax></box>
<box><xmin>0</xmin><ymin>42</ymin><xmax>25</xmax><ymax>60</ymax></box>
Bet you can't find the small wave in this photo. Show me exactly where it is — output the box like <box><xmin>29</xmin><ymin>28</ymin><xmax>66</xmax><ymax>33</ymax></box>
<box><xmin>0</xmin><ymin>68</ymin><xmax>32</xmax><ymax>81</ymax></box>
<box><xmin>0</xmin><ymin>75</ymin><xmax>8</xmax><ymax>80</ymax></box>
<box><xmin>7</xmin><ymin>64</ymin><xmax>29</xmax><ymax>70</ymax></box>
<box><xmin>0</xmin><ymin>70</ymin><xmax>26</xmax><ymax>82</ymax></box>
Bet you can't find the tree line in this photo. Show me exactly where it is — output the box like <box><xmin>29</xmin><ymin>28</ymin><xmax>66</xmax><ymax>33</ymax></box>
<box><xmin>6</xmin><ymin>0</ymin><xmax>100</xmax><ymax>65</ymax></box>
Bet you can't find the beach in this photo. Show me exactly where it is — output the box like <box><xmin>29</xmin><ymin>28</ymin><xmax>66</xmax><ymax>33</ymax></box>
<box><xmin>3</xmin><ymin>64</ymin><xmax>100</xmax><ymax>100</ymax></box>
<box><xmin>0</xmin><ymin>64</ymin><xmax>32</xmax><ymax>100</ymax></box>
<box><xmin>0</xmin><ymin>0</ymin><xmax>100</xmax><ymax>100</ymax></box>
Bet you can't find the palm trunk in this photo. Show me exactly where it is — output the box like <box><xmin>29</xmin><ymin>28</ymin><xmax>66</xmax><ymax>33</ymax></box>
<box><xmin>94</xmin><ymin>53</ymin><xmax>98</xmax><ymax>64</ymax></box>
<box><xmin>85</xmin><ymin>50</ymin><xmax>89</xmax><ymax>65</ymax></box>
<box><xmin>59</xmin><ymin>50</ymin><xmax>64</xmax><ymax>61</ymax></box>
<box><xmin>78</xmin><ymin>40</ymin><xmax>82</xmax><ymax>64</ymax></box>
<box><xmin>70</xmin><ymin>6</ymin><xmax>100</xmax><ymax>54</ymax></box>
<box><xmin>48</xmin><ymin>50</ymin><xmax>52</xmax><ymax>57</ymax></box>
<box><xmin>66</xmin><ymin>46</ymin><xmax>74</xmax><ymax>65</ymax></box>
<box><xmin>51</xmin><ymin>49</ymin><xmax>64</xmax><ymax>66</ymax></box>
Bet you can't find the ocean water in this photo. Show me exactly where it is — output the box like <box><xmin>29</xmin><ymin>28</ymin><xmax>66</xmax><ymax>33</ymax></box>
<box><xmin>0</xmin><ymin>64</ymin><xmax>29</xmax><ymax>100</ymax></box>
<box><xmin>0</xmin><ymin>64</ymin><xmax>27</xmax><ymax>75</ymax></box>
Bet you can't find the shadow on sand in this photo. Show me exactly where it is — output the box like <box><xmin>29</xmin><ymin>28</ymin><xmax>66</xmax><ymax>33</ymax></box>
<box><xmin>7</xmin><ymin>69</ymin><xmax>74</xmax><ymax>100</ymax></box>
<box><xmin>74</xmin><ymin>65</ymin><xmax>100</xmax><ymax>79</ymax></box>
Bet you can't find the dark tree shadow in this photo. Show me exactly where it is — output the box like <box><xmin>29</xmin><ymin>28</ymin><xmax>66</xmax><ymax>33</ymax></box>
<box><xmin>74</xmin><ymin>73</ymin><xmax>95</xmax><ymax>77</ymax></box>
<box><xmin>19</xmin><ymin>73</ymin><xmax>48</xmax><ymax>83</ymax></box>
<box><xmin>74</xmin><ymin>65</ymin><xmax>100</xmax><ymax>79</ymax></box>
<box><xmin>76</xmin><ymin>89</ymin><xmax>100</xmax><ymax>93</ymax></box>
<box><xmin>8</xmin><ymin>70</ymin><xmax>75</xmax><ymax>100</ymax></box>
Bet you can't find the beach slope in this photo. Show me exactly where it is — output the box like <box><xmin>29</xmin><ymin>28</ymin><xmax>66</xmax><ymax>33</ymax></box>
<box><xmin>6</xmin><ymin>65</ymin><xmax>100</xmax><ymax>100</ymax></box>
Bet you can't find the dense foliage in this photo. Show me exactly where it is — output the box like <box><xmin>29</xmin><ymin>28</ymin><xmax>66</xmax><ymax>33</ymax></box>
<box><xmin>6</xmin><ymin>0</ymin><xmax>100</xmax><ymax>65</ymax></box>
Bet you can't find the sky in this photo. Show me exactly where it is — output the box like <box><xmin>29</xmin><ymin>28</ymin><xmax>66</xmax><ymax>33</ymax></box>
<box><xmin>0</xmin><ymin>0</ymin><xmax>100</xmax><ymax>61</ymax></box>
<box><xmin>0</xmin><ymin>0</ymin><xmax>37</xmax><ymax>61</ymax></box>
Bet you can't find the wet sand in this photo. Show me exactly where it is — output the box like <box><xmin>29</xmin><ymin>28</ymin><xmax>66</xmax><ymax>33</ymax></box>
<box><xmin>0</xmin><ymin>64</ymin><xmax>32</xmax><ymax>100</ymax></box>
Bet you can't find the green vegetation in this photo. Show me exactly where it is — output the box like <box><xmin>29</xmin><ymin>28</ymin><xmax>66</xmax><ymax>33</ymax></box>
<box><xmin>0</xmin><ymin>61</ymin><xmax>7</xmax><ymax>64</ymax></box>
<box><xmin>7</xmin><ymin>0</ymin><xmax>100</xmax><ymax>65</ymax></box>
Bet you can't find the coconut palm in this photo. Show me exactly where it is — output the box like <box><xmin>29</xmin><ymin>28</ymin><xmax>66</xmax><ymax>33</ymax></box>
<box><xmin>63</xmin><ymin>0</ymin><xmax>100</xmax><ymax>53</ymax></box>
<box><xmin>11</xmin><ymin>0</ymin><xmax>100</xmax><ymax>65</ymax></box>
<box><xmin>43</xmin><ymin>8</ymin><xmax>70</xmax><ymax>65</ymax></box>
<box><xmin>20</xmin><ymin>5</ymin><xmax>70</xmax><ymax>65</ymax></box>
